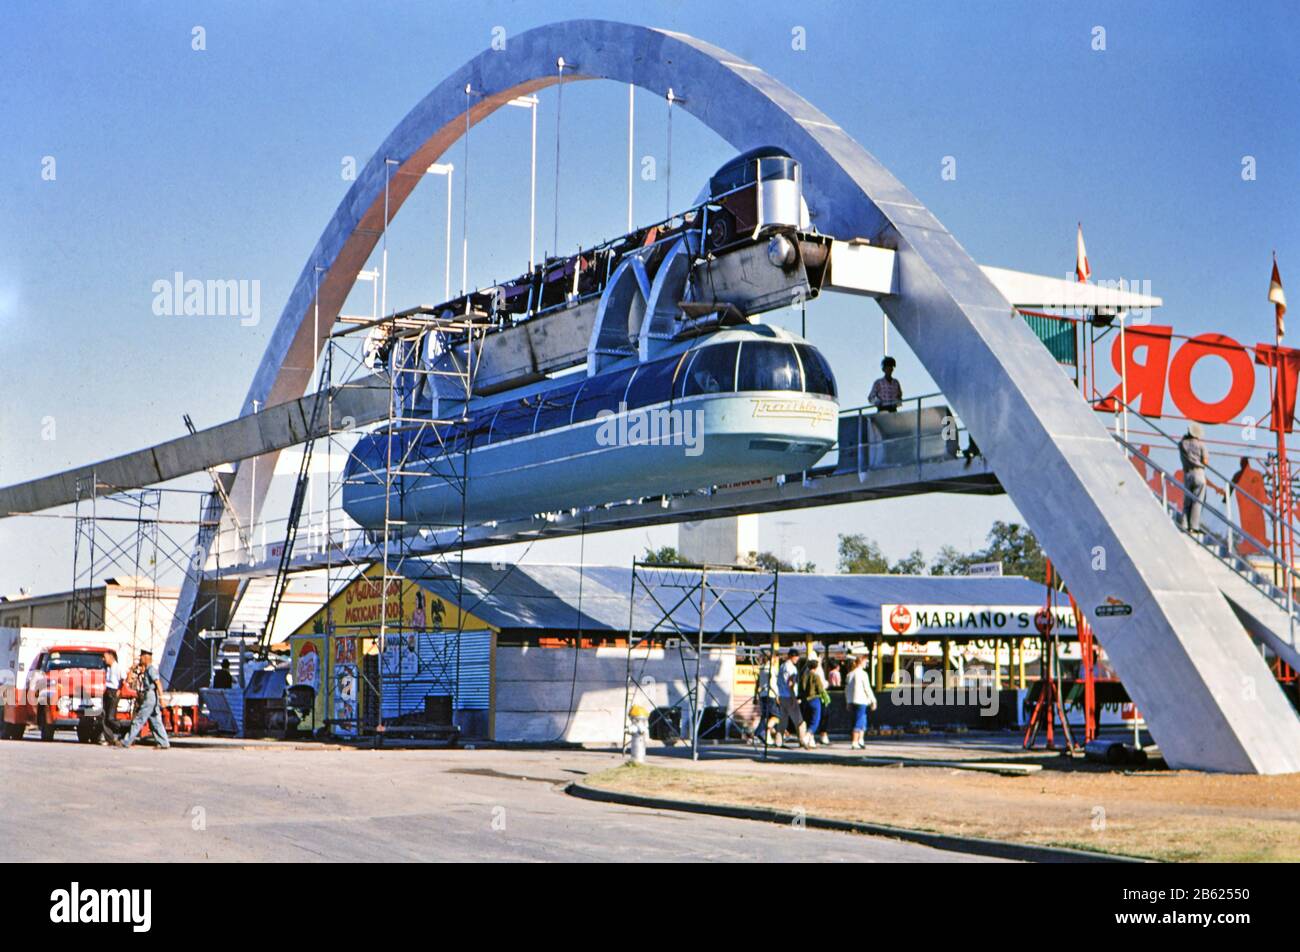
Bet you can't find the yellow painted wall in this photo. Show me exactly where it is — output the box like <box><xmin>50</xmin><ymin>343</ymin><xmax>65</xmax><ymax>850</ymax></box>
<box><xmin>292</xmin><ymin>563</ymin><xmax>493</xmax><ymax>637</ymax></box>
<box><xmin>289</xmin><ymin>564</ymin><xmax>496</xmax><ymax>737</ymax></box>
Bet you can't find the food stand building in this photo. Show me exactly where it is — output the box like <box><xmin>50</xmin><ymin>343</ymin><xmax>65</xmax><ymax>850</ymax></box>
<box><xmin>288</xmin><ymin>561</ymin><xmax>1082</xmax><ymax>743</ymax></box>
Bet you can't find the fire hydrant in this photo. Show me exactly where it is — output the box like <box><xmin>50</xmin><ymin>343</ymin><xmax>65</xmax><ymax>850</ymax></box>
<box><xmin>628</xmin><ymin>705</ymin><xmax>650</xmax><ymax>764</ymax></box>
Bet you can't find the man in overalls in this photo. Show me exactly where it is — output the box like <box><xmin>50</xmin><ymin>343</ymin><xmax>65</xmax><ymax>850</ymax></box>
<box><xmin>119</xmin><ymin>649</ymin><xmax>170</xmax><ymax>750</ymax></box>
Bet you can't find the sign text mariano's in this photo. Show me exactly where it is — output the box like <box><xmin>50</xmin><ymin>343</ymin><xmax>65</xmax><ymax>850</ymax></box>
<box><xmin>883</xmin><ymin>604</ymin><xmax>1077</xmax><ymax>637</ymax></box>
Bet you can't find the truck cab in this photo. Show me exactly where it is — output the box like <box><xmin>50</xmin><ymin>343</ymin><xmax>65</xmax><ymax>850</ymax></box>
<box><xmin>0</xmin><ymin>644</ymin><xmax>131</xmax><ymax>742</ymax></box>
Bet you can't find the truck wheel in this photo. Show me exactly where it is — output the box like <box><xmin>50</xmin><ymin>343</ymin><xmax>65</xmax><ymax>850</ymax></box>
<box><xmin>37</xmin><ymin>710</ymin><xmax>56</xmax><ymax>742</ymax></box>
<box><xmin>1</xmin><ymin>721</ymin><xmax>19</xmax><ymax>740</ymax></box>
<box><xmin>76</xmin><ymin>719</ymin><xmax>95</xmax><ymax>744</ymax></box>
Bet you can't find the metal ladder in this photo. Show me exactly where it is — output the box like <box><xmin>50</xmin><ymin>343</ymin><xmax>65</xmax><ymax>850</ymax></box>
<box><xmin>259</xmin><ymin>354</ymin><xmax>331</xmax><ymax>652</ymax></box>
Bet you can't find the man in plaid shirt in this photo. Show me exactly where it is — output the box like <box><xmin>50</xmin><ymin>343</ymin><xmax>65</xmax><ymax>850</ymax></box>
<box><xmin>869</xmin><ymin>356</ymin><xmax>902</xmax><ymax>411</ymax></box>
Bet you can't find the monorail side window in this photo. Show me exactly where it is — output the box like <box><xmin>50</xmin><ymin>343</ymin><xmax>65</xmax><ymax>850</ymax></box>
<box><xmin>423</xmin><ymin>424</ymin><xmax>465</xmax><ymax>456</ymax></box>
<box><xmin>737</xmin><ymin>341</ymin><xmax>801</xmax><ymax>393</ymax></box>
<box><xmin>795</xmin><ymin>344</ymin><xmax>837</xmax><ymax>397</ymax></box>
<box><xmin>489</xmin><ymin>398</ymin><xmax>539</xmax><ymax>443</ymax></box>
<box><xmin>682</xmin><ymin>342</ymin><xmax>740</xmax><ymax>397</ymax></box>
<box><xmin>625</xmin><ymin>358</ymin><xmax>679</xmax><ymax>409</ymax></box>
<box><xmin>462</xmin><ymin>412</ymin><xmax>494</xmax><ymax>450</ymax></box>
<box><xmin>571</xmin><ymin>368</ymin><xmax>636</xmax><ymax>423</ymax></box>
<box><xmin>348</xmin><ymin>434</ymin><xmax>385</xmax><ymax>476</ymax></box>
<box><xmin>534</xmin><ymin>381</ymin><xmax>584</xmax><ymax>432</ymax></box>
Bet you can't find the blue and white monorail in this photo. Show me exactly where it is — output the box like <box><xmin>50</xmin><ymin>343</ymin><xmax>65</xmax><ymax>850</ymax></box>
<box><xmin>342</xmin><ymin>324</ymin><xmax>838</xmax><ymax>530</ymax></box>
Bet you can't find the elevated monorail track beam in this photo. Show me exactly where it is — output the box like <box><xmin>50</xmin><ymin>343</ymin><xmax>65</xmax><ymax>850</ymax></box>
<box><xmin>213</xmin><ymin>454</ymin><xmax>1004</xmax><ymax>581</ymax></box>
<box><xmin>0</xmin><ymin>378</ymin><xmax>390</xmax><ymax>517</ymax></box>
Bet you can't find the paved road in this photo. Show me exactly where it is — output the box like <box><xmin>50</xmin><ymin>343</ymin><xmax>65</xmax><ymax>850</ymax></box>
<box><xmin>0</xmin><ymin>737</ymin><xmax>1001</xmax><ymax>862</ymax></box>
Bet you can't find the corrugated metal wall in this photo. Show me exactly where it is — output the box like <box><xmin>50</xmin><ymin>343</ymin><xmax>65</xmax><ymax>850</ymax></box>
<box><xmin>378</xmin><ymin>629</ymin><xmax>491</xmax><ymax>719</ymax></box>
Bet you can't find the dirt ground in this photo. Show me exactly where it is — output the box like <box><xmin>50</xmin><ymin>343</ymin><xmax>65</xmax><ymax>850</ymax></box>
<box><xmin>585</xmin><ymin>755</ymin><xmax>1300</xmax><ymax>861</ymax></box>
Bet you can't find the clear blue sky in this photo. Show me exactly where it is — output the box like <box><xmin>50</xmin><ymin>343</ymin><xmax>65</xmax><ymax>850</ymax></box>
<box><xmin>1</xmin><ymin>1</ymin><xmax>1297</xmax><ymax>595</ymax></box>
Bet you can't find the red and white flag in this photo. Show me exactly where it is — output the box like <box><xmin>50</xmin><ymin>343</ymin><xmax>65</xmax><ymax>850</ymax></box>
<box><xmin>1270</xmin><ymin>253</ymin><xmax>1287</xmax><ymax>339</ymax></box>
<box><xmin>1075</xmin><ymin>223</ymin><xmax>1091</xmax><ymax>283</ymax></box>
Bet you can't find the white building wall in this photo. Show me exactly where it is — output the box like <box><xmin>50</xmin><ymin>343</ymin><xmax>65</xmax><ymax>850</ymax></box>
<box><xmin>493</xmin><ymin>645</ymin><xmax>737</xmax><ymax>743</ymax></box>
<box><xmin>678</xmin><ymin>515</ymin><xmax>759</xmax><ymax>565</ymax></box>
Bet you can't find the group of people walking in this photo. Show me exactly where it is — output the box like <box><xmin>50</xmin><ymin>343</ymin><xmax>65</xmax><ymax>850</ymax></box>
<box><xmin>755</xmin><ymin>647</ymin><xmax>878</xmax><ymax>749</ymax></box>
<box><xmin>101</xmin><ymin>648</ymin><xmax>171</xmax><ymax>749</ymax></box>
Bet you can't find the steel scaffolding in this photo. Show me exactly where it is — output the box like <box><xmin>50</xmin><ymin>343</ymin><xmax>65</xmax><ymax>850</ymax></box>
<box><xmin>622</xmin><ymin>560</ymin><xmax>779</xmax><ymax>761</ymax></box>
<box><xmin>319</xmin><ymin>304</ymin><xmax>487</xmax><ymax>740</ymax></box>
<box><xmin>69</xmin><ymin>475</ymin><xmax>217</xmax><ymax>662</ymax></box>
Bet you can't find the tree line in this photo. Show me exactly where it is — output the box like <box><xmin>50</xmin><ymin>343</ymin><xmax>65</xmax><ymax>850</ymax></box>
<box><xmin>642</xmin><ymin>520</ymin><xmax>1046</xmax><ymax>583</ymax></box>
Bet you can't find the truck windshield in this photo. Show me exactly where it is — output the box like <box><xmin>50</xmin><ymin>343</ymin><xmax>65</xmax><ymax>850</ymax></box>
<box><xmin>45</xmin><ymin>652</ymin><xmax>108</xmax><ymax>671</ymax></box>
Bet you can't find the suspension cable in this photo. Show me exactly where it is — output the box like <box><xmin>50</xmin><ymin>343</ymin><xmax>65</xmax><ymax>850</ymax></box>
<box><xmin>382</xmin><ymin>158</ymin><xmax>396</xmax><ymax>318</ymax></box>
<box><xmin>627</xmin><ymin>84</ymin><xmax>635</xmax><ymax>232</ymax></box>
<box><xmin>552</xmin><ymin>57</ymin><xmax>567</xmax><ymax>260</ymax></box>
<box><xmin>503</xmin><ymin>94</ymin><xmax>539</xmax><ymax>271</ymax></box>
<box><xmin>529</xmin><ymin>96</ymin><xmax>538</xmax><ymax>270</ymax></box>
<box><xmin>665</xmin><ymin>87</ymin><xmax>675</xmax><ymax>220</ymax></box>
<box><xmin>461</xmin><ymin>83</ymin><xmax>472</xmax><ymax>296</ymax></box>
<box><xmin>551</xmin><ymin>514</ymin><xmax>588</xmax><ymax>743</ymax></box>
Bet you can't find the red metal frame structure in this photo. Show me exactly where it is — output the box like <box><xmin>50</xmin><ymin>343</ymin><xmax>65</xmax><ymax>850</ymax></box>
<box><xmin>1023</xmin><ymin>559</ymin><xmax>1076</xmax><ymax>752</ymax></box>
<box><xmin>1071</xmin><ymin>592</ymin><xmax>1098</xmax><ymax>744</ymax></box>
<box><xmin>1268</xmin><ymin>328</ymin><xmax>1297</xmax><ymax>601</ymax></box>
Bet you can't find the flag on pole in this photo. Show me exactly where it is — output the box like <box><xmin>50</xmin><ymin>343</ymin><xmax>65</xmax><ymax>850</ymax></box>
<box><xmin>1270</xmin><ymin>253</ymin><xmax>1287</xmax><ymax>339</ymax></box>
<box><xmin>1075</xmin><ymin>223</ymin><xmax>1091</xmax><ymax>283</ymax></box>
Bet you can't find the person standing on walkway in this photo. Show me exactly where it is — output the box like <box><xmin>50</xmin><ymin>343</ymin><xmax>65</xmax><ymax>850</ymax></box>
<box><xmin>212</xmin><ymin>658</ymin><xmax>235</xmax><ymax>689</ymax></box>
<box><xmin>753</xmin><ymin>650</ymin><xmax>780</xmax><ymax>746</ymax></box>
<box><xmin>99</xmin><ymin>650</ymin><xmax>123</xmax><ymax>745</ymax></box>
<box><xmin>777</xmin><ymin>648</ymin><xmax>812</xmax><ymax>748</ymax></box>
<box><xmin>868</xmin><ymin>357</ymin><xmax>903</xmax><ymax>412</ymax></box>
<box><xmin>820</xmin><ymin>657</ymin><xmax>839</xmax><ymax>746</ymax></box>
<box><xmin>119</xmin><ymin>649</ymin><xmax>170</xmax><ymax>750</ymax></box>
<box><xmin>845</xmin><ymin>654</ymin><xmax>878</xmax><ymax>750</ymax></box>
<box><xmin>801</xmin><ymin>657</ymin><xmax>832</xmax><ymax>747</ymax></box>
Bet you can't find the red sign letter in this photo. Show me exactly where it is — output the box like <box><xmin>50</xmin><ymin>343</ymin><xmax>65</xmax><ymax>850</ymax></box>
<box><xmin>1168</xmin><ymin>334</ymin><xmax>1254</xmax><ymax>424</ymax></box>
<box><xmin>1107</xmin><ymin>325</ymin><xmax>1173</xmax><ymax>417</ymax></box>
<box><xmin>1253</xmin><ymin>344</ymin><xmax>1300</xmax><ymax>433</ymax></box>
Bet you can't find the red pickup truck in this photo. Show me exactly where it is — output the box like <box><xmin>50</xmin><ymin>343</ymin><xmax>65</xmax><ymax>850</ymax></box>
<box><xmin>0</xmin><ymin>645</ymin><xmax>133</xmax><ymax>742</ymax></box>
